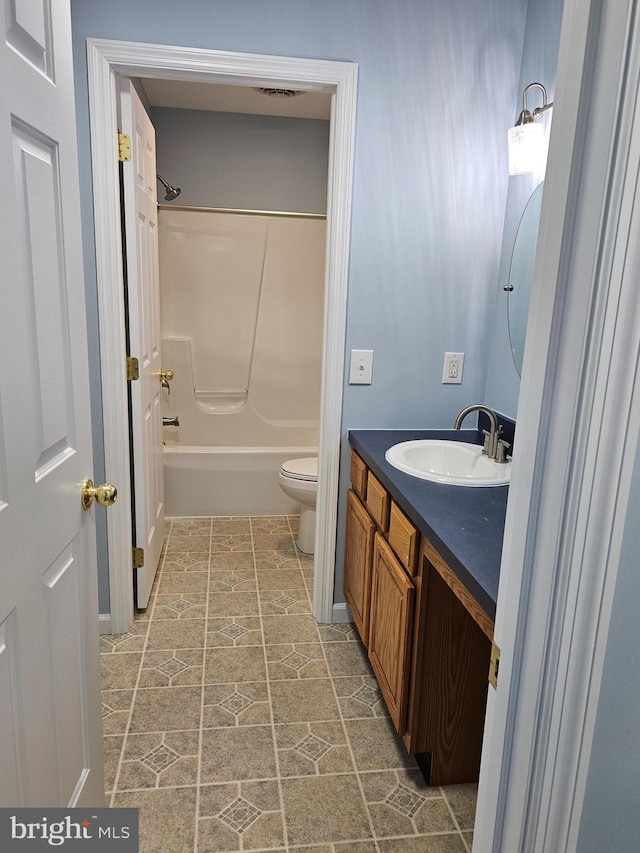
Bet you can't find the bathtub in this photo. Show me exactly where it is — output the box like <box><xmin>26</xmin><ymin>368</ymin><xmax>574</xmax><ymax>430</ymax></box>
<box><xmin>163</xmin><ymin>445</ymin><xmax>317</xmax><ymax>517</ymax></box>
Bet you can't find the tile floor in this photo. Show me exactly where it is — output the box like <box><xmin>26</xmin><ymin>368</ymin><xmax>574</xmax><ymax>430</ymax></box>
<box><xmin>100</xmin><ymin>515</ymin><xmax>477</xmax><ymax>852</ymax></box>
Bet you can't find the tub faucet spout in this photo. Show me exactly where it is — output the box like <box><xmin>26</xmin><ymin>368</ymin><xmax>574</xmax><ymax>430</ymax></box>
<box><xmin>163</xmin><ymin>416</ymin><xmax>180</xmax><ymax>427</ymax></box>
<box><xmin>454</xmin><ymin>404</ymin><xmax>503</xmax><ymax>460</ymax></box>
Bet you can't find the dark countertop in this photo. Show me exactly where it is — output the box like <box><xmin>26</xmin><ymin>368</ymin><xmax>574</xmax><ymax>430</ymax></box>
<box><xmin>349</xmin><ymin>429</ymin><xmax>508</xmax><ymax>621</ymax></box>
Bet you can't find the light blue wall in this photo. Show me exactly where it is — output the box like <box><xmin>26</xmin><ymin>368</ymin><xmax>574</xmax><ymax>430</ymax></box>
<box><xmin>152</xmin><ymin>108</ymin><xmax>330</xmax><ymax>213</ymax></box>
<box><xmin>484</xmin><ymin>0</ymin><xmax>565</xmax><ymax>418</ymax></box>
<box><xmin>70</xmin><ymin>0</ymin><xmax>528</xmax><ymax>611</ymax></box>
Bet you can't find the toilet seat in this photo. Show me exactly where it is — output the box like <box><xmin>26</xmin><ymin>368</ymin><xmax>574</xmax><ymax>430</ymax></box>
<box><xmin>280</xmin><ymin>457</ymin><xmax>317</xmax><ymax>482</ymax></box>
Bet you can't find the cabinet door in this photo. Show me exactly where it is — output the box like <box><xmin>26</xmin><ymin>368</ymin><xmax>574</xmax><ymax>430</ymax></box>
<box><xmin>344</xmin><ymin>489</ymin><xmax>376</xmax><ymax>646</ymax></box>
<box><xmin>368</xmin><ymin>533</ymin><xmax>415</xmax><ymax>734</ymax></box>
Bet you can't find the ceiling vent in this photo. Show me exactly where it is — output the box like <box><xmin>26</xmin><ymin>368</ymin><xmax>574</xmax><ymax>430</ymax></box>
<box><xmin>253</xmin><ymin>87</ymin><xmax>305</xmax><ymax>98</ymax></box>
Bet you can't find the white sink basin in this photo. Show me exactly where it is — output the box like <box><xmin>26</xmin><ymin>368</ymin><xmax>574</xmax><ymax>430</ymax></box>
<box><xmin>385</xmin><ymin>439</ymin><xmax>511</xmax><ymax>487</ymax></box>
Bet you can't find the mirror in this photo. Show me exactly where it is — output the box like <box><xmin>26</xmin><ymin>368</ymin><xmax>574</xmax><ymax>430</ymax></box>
<box><xmin>505</xmin><ymin>181</ymin><xmax>544</xmax><ymax>376</ymax></box>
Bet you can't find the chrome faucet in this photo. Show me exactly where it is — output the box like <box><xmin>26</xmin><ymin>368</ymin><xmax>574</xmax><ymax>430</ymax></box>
<box><xmin>453</xmin><ymin>404</ymin><xmax>510</xmax><ymax>462</ymax></box>
<box><xmin>161</xmin><ymin>378</ymin><xmax>171</xmax><ymax>394</ymax></box>
<box><xmin>162</xmin><ymin>416</ymin><xmax>180</xmax><ymax>427</ymax></box>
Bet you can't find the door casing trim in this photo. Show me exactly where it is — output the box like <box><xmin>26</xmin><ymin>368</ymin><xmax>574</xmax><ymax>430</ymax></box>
<box><xmin>86</xmin><ymin>38</ymin><xmax>357</xmax><ymax>632</ymax></box>
<box><xmin>474</xmin><ymin>0</ymin><xmax>640</xmax><ymax>848</ymax></box>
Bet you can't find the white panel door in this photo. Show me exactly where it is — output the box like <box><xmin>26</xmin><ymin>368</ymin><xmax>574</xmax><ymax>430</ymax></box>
<box><xmin>0</xmin><ymin>0</ymin><xmax>104</xmax><ymax>805</ymax></box>
<box><xmin>120</xmin><ymin>80</ymin><xmax>164</xmax><ymax>609</ymax></box>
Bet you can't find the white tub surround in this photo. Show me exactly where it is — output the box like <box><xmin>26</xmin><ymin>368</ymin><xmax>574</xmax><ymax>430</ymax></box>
<box><xmin>159</xmin><ymin>206</ymin><xmax>324</xmax><ymax>518</ymax></box>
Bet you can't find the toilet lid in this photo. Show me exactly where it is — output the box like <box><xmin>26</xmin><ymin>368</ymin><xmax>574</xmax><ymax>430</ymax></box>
<box><xmin>281</xmin><ymin>457</ymin><xmax>318</xmax><ymax>482</ymax></box>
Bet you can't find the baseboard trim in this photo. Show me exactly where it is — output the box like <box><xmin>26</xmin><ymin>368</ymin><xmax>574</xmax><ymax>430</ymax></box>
<box><xmin>99</xmin><ymin>613</ymin><xmax>112</xmax><ymax>635</ymax></box>
<box><xmin>331</xmin><ymin>602</ymin><xmax>352</xmax><ymax>624</ymax></box>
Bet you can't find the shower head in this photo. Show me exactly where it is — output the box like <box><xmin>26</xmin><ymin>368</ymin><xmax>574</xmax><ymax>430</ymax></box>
<box><xmin>156</xmin><ymin>174</ymin><xmax>181</xmax><ymax>201</ymax></box>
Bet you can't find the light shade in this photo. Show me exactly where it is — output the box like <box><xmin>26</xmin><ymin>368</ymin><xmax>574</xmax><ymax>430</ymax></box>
<box><xmin>508</xmin><ymin>121</ymin><xmax>545</xmax><ymax>176</ymax></box>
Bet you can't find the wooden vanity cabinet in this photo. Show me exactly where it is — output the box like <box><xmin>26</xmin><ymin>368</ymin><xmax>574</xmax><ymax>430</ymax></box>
<box><xmin>344</xmin><ymin>448</ymin><xmax>494</xmax><ymax>786</ymax></box>
<box><xmin>345</xmin><ymin>451</ymin><xmax>419</xmax><ymax>732</ymax></box>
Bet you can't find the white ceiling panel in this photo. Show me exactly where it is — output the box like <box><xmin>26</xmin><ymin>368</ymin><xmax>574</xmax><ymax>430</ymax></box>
<box><xmin>140</xmin><ymin>78</ymin><xmax>332</xmax><ymax>120</ymax></box>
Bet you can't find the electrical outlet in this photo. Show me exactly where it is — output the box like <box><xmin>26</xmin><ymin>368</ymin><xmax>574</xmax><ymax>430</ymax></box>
<box><xmin>442</xmin><ymin>352</ymin><xmax>464</xmax><ymax>384</ymax></box>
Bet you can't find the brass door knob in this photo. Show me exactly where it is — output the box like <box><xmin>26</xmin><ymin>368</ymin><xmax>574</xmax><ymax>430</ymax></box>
<box><xmin>81</xmin><ymin>479</ymin><xmax>118</xmax><ymax>510</ymax></box>
<box><xmin>159</xmin><ymin>369</ymin><xmax>174</xmax><ymax>382</ymax></box>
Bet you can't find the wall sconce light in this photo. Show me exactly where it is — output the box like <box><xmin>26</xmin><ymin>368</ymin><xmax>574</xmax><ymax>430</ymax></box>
<box><xmin>508</xmin><ymin>83</ymin><xmax>554</xmax><ymax>175</ymax></box>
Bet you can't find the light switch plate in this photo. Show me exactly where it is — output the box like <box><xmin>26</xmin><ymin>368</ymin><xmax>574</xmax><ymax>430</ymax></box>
<box><xmin>349</xmin><ymin>349</ymin><xmax>374</xmax><ymax>384</ymax></box>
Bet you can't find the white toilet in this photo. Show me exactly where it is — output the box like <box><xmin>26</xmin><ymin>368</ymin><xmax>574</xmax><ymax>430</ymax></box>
<box><xmin>278</xmin><ymin>457</ymin><xmax>318</xmax><ymax>554</ymax></box>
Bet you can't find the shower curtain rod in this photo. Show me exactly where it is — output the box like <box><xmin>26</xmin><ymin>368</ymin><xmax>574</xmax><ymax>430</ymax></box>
<box><xmin>157</xmin><ymin>203</ymin><xmax>326</xmax><ymax>220</ymax></box>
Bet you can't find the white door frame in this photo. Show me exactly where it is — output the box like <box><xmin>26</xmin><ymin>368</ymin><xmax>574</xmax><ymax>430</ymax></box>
<box><xmin>87</xmin><ymin>38</ymin><xmax>357</xmax><ymax>634</ymax></box>
<box><xmin>475</xmin><ymin>0</ymin><xmax>640</xmax><ymax>849</ymax></box>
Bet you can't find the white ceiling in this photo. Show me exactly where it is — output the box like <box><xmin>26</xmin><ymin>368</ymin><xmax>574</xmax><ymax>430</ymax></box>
<box><xmin>140</xmin><ymin>78</ymin><xmax>332</xmax><ymax>120</ymax></box>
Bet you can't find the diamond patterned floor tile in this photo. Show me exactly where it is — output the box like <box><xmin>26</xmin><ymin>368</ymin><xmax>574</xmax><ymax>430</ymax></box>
<box><xmin>141</xmin><ymin>744</ymin><xmax>181</xmax><ymax>772</ymax></box>
<box><xmin>385</xmin><ymin>782</ymin><xmax>427</xmax><ymax>817</ymax></box>
<box><xmin>219</xmin><ymin>796</ymin><xmax>262</xmax><ymax>832</ymax></box>
<box><xmin>101</xmin><ymin>514</ymin><xmax>476</xmax><ymax>849</ymax></box>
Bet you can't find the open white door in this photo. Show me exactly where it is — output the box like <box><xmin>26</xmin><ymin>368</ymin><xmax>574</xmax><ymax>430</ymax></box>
<box><xmin>0</xmin><ymin>0</ymin><xmax>104</xmax><ymax>806</ymax></box>
<box><xmin>120</xmin><ymin>80</ymin><xmax>165</xmax><ymax>610</ymax></box>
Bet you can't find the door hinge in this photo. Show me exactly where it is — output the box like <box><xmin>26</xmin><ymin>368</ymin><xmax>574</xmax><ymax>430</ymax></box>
<box><xmin>118</xmin><ymin>133</ymin><xmax>131</xmax><ymax>162</ymax></box>
<box><xmin>126</xmin><ymin>356</ymin><xmax>139</xmax><ymax>381</ymax></box>
<box><xmin>132</xmin><ymin>547</ymin><xmax>145</xmax><ymax>569</ymax></box>
<box><xmin>489</xmin><ymin>641</ymin><xmax>501</xmax><ymax>690</ymax></box>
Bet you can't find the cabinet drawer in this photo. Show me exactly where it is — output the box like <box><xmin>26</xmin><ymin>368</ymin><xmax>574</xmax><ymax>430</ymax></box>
<box><xmin>388</xmin><ymin>502</ymin><xmax>419</xmax><ymax>576</ymax></box>
<box><xmin>366</xmin><ymin>471</ymin><xmax>390</xmax><ymax>531</ymax></box>
<box><xmin>350</xmin><ymin>450</ymin><xmax>368</xmax><ymax>501</ymax></box>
